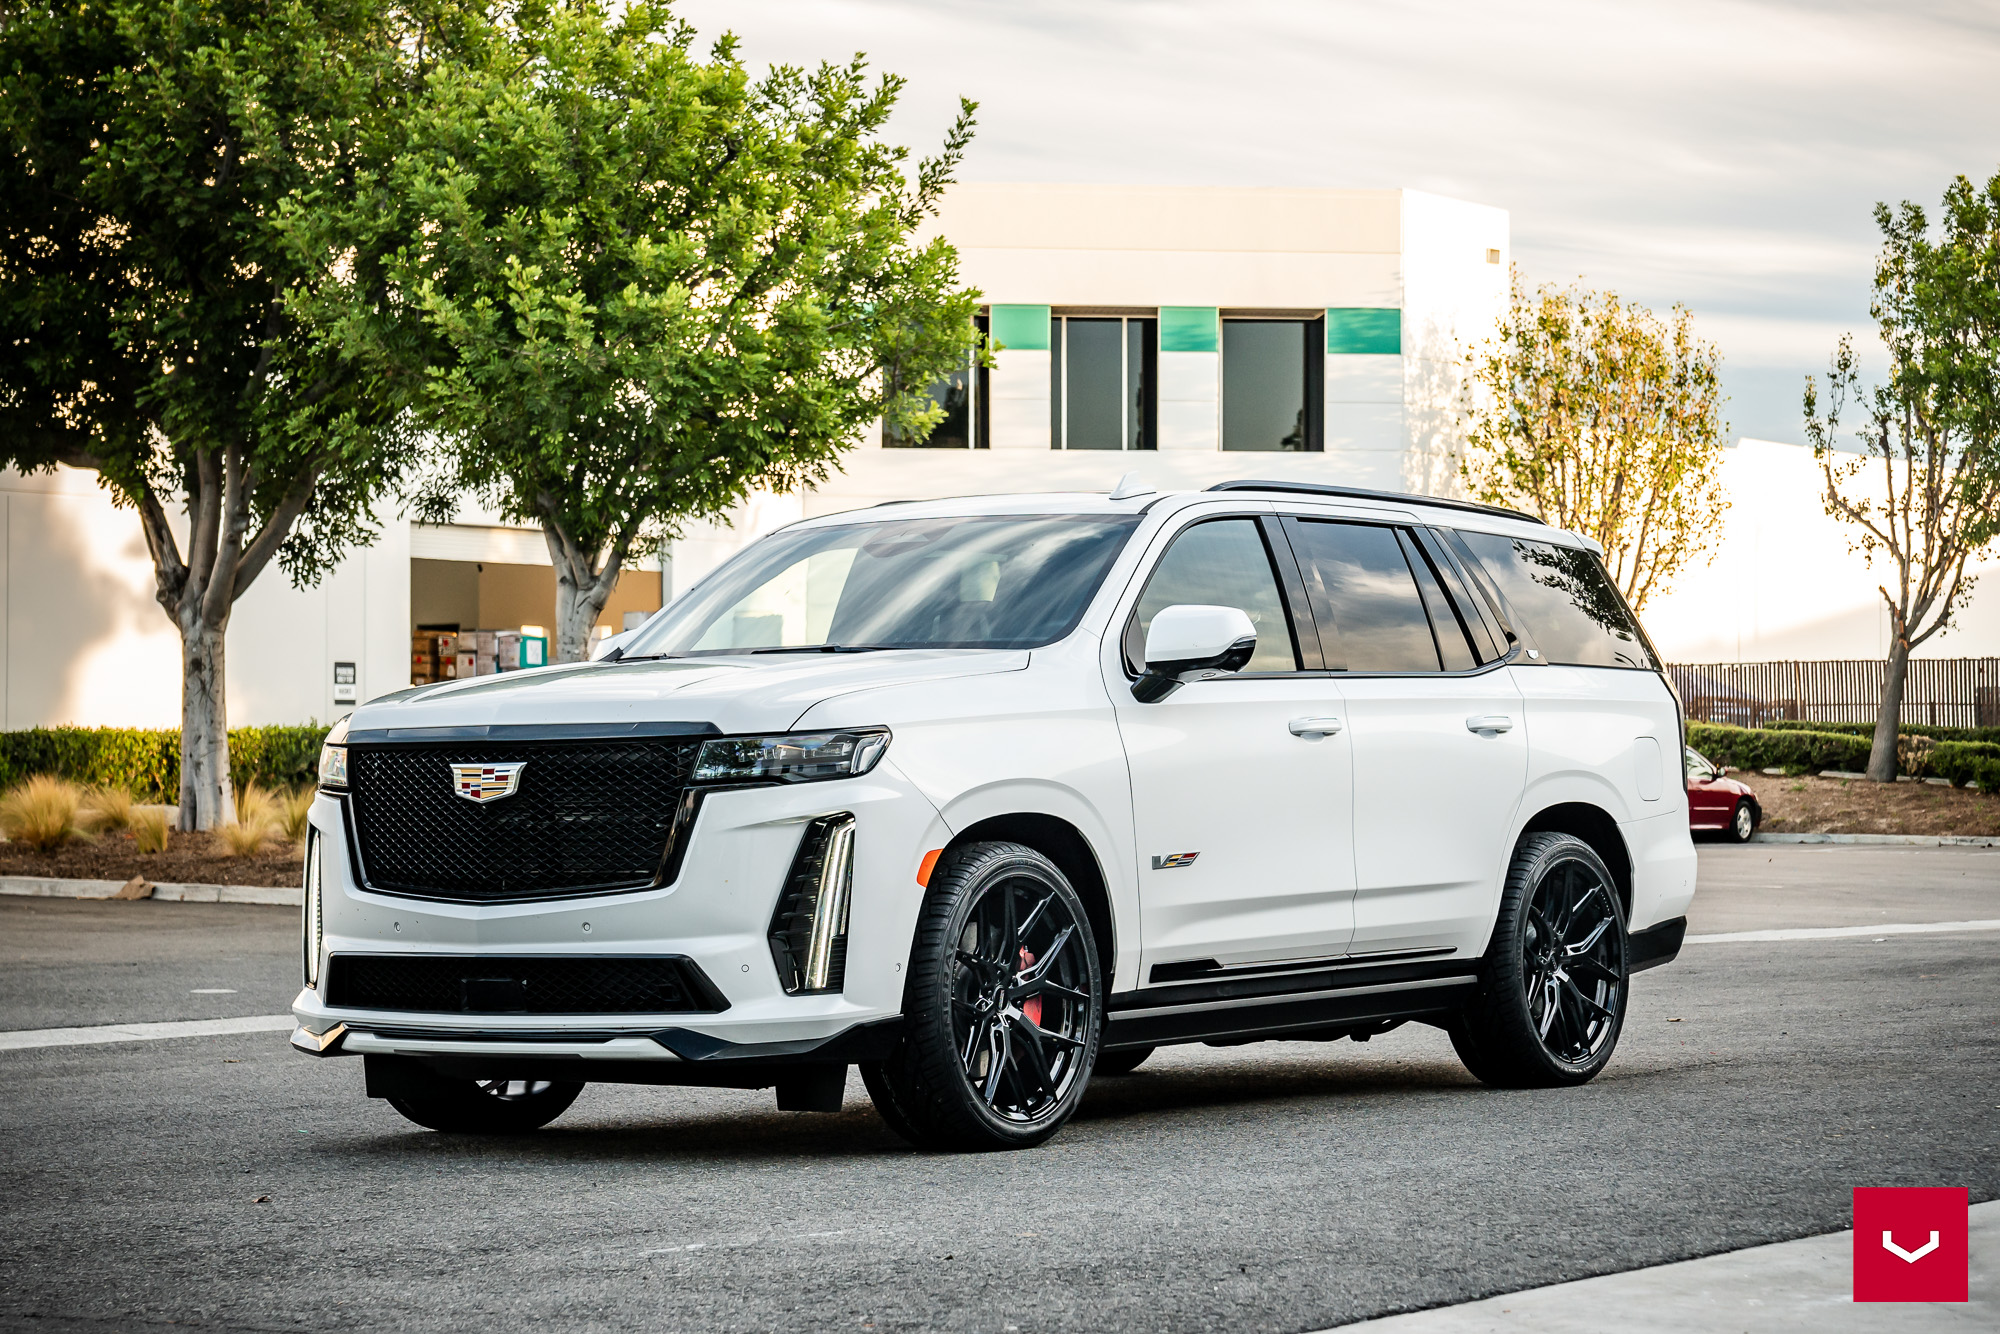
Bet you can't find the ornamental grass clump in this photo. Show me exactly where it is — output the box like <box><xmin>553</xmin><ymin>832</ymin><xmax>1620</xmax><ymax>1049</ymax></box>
<box><xmin>82</xmin><ymin>784</ymin><xmax>136</xmax><ymax>832</ymax></box>
<box><xmin>219</xmin><ymin>782</ymin><xmax>283</xmax><ymax>855</ymax></box>
<box><xmin>218</xmin><ymin>817</ymin><xmax>271</xmax><ymax>857</ymax></box>
<box><xmin>277</xmin><ymin>787</ymin><xmax>315</xmax><ymax>844</ymax></box>
<box><xmin>130</xmin><ymin>807</ymin><xmax>171</xmax><ymax>853</ymax></box>
<box><xmin>0</xmin><ymin>775</ymin><xmax>88</xmax><ymax>851</ymax></box>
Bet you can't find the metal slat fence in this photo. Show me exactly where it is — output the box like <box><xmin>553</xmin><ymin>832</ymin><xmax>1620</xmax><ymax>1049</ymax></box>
<box><xmin>1666</xmin><ymin>658</ymin><xmax>2000</xmax><ymax>729</ymax></box>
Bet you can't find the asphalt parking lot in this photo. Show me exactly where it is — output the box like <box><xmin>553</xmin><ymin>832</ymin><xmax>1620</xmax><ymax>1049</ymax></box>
<box><xmin>2</xmin><ymin>844</ymin><xmax>1996</xmax><ymax>1332</ymax></box>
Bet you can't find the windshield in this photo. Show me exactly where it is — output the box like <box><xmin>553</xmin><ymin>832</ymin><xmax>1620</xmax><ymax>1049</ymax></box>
<box><xmin>625</xmin><ymin>514</ymin><xmax>1141</xmax><ymax>657</ymax></box>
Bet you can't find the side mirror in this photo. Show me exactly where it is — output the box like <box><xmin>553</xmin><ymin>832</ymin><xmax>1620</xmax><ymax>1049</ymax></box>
<box><xmin>1133</xmin><ymin>604</ymin><xmax>1258</xmax><ymax>703</ymax></box>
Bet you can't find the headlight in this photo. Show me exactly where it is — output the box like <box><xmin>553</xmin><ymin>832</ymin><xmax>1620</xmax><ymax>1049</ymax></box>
<box><xmin>317</xmin><ymin>716</ymin><xmax>350</xmax><ymax>789</ymax></box>
<box><xmin>693</xmin><ymin>729</ymin><xmax>889</xmax><ymax>784</ymax></box>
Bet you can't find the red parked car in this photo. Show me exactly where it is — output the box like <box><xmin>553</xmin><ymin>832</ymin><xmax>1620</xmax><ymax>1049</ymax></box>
<box><xmin>1685</xmin><ymin>747</ymin><xmax>1760</xmax><ymax>842</ymax></box>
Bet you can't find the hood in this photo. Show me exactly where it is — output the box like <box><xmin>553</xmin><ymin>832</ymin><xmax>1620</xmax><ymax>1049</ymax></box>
<box><xmin>349</xmin><ymin>650</ymin><xmax>1031</xmax><ymax>737</ymax></box>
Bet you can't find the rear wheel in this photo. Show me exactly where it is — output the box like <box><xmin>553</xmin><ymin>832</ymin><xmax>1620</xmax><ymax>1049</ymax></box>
<box><xmin>864</xmin><ymin>841</ymin><xmax>1102</xmax><ymax>1151</ymax></box>
<box><xmin>1094</xmin><ymin>1046</ymin><xmax>1154</xmax><ymax>1077</ymax></box>
<box><xmin>387</xmin><ymin>1077</ymin><xmax>583</xmax><ymax>1134</ymax></box>
<box><xmin>1449</xmin><ymin>832</ymin><xmax>1627</xmax><ymax>1089</ymax></box>
<box><xmin>1727</xmin><ymin>799</ymin><xmax>1757</xmax><ymax>843</ymax></box>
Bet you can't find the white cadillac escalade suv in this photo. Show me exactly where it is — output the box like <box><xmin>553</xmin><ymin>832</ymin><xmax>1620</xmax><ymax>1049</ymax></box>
<box><xmin>292</xmin><ymin>480</ymin><xmax>1696</xmax><ymax>1151</ymax></box>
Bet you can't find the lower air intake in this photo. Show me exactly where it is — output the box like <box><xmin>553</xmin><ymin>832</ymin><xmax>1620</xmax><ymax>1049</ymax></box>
<box><xmin>324</xmin><ymin>954</ymin><xmax>728</xmax><ymax>1014</ymax></box>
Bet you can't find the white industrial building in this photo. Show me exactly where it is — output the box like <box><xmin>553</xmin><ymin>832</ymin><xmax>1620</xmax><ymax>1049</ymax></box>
<box><xmin>3</xmin><ymin>183</ymin><xmax>1995</xmax><ymax>730</ymax></box>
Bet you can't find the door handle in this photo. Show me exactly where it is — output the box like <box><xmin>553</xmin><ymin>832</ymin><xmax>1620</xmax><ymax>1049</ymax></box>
<box><xmin>1466</xmin><ymin>715</ymin><xmax>1514</xmax><ymax>734</ymax></box>
<box><xmin>1288</xmin><ymin>716</ymin><xmax>1343</xmax><ymax>737</ymax></box>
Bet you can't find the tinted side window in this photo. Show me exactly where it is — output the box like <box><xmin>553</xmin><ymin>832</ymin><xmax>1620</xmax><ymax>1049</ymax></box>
<box><xmin>1129</xmin><ymin>519</ymin><xmax>1298</xmax><ymax>673</ymax></box>
<box><xmin>1400</xmin><ymin>532</ymin><xmax>1476</xmax><ymax>672</ymax></box>
<box><xmin>1457</xmin><ymin>532</ymin><xmax>1655</xmax><ymax>669</ymax></box>
<box><xmin>1289</xmin><ymin>520</ymin><xmax>1440</xmax><ymax>673</ymax></box>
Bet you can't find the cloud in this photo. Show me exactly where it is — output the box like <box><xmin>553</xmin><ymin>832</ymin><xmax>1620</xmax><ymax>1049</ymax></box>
<box><xmin>672</xmin><ymin>0</ymin><xmax>2000</xmax><ymax>443</ymax></box>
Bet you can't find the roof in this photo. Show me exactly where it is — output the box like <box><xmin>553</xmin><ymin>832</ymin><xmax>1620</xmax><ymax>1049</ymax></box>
<box><xmin>1205</xmin><ymin>480</ymin><xmax>1544</xmax><ymax>525</ymax></box>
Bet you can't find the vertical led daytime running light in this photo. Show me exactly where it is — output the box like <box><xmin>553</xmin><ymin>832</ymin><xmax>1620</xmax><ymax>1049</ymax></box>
<box><xmin>303</xmin><ymin>831</ymin><xmax>323</xmax><ymax>988</ymax></box>
<box><xmin>804</xmin><ymin>819</ymin><xmax>854</xmax><ymax>993</ymax></box>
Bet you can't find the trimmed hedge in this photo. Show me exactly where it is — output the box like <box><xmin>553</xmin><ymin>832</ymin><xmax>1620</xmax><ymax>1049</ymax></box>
<box><xmin>1764</xmin><ymin>719</ymin><xmax>2000</xmax><ymax>746</ymax></box>
<box><xmin>1931</xmin><ymin>741</ymin><xmax>2000</xmax><ymax>792</ymax></box>
<box><xmin>0</xmin><ymin>726</ymin><xmax>329</xmax><ymax>802</ymax></box>
<box><xmin>1686</xmin><ymin>722</ymin><xmax>1872</xmax><ymax>775</ymax></box>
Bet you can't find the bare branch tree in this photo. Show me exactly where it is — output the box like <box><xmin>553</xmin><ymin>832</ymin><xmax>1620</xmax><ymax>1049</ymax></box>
<box><xmin>1805</xmin><ymin>170</ymin><xmax>2000</xmax><ymax>781</ymax></box>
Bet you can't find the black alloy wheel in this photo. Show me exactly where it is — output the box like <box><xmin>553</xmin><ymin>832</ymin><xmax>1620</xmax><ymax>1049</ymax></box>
<box><xmin>386</xmin><ymin>1076</ymin><xmax>583</xmax><ymax>1134</ymax></box>
<box><xmin>1728</xmin><ymin>799</ymin><xmax>1757</xmax><ymax>843</ymax></box>
<box><xmin>1449</xmin><ymin>831</ymin><xmax>1628</xmax><ymax>1088</ymax></box>
<box><xmin>863</xmin><ymin>841</ymin><xmax>1103</xmax><ymax>1150</ymax></box>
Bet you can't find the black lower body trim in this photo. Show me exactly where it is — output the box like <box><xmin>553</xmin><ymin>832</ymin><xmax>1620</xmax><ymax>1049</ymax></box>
<box><xmin>350</xmin><ymin>1017</ymin><xmax>905</xmax><ymax>1089</ymax></box>
<box><xmin>1104</xmin><ymin>978</ymin><xmax>1476</xmax><ymax>1049</ymax></box>
<box><xmin>651</xmin><ymin>1016</ymin><xmax>903</xmax><ymax>1064</ymax></box>
<box><xmin>1628</xmin><ymin>917</ymin><xmax>1687</xmax><ymax>973</ymax></box>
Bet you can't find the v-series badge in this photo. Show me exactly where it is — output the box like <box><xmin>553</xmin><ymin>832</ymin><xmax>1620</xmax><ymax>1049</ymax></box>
<box><xmin>1151</xmin><ymin>852</ymin><xmax>1200</xmax><ymax>870</ymax></box>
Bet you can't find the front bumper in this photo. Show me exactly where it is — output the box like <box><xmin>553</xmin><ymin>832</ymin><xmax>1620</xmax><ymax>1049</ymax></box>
<box><xmin>288</xmin><ymin>1015</ymin><xmax>906</xmax><ymax>1086</ymax></box>
<box><xmin>294</xmin><ymin>760</ymin><xmax>946</xmax><ymax>1061</ymax></box>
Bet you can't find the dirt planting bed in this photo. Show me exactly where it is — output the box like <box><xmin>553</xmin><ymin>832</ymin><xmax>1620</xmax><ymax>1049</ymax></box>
<box><xmin>0</xmin><ymin>826</ymin><xmax>304</xmax><ymax>886</ymax></box>
<box><xmin>1736</xmin><ymin>770</ymin><xmax>2000</xmax><ymax>837</ymax></box>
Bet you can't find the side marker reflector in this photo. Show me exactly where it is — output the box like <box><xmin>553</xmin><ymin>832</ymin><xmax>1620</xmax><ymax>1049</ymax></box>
<box><xmin>917</xmin><ymin>848</ymin><xmax>943</xmax><ymax>887</ymax></box>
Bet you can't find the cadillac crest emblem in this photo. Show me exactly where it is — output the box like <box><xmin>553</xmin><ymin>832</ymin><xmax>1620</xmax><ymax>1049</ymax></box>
<box><xmin>451</xmin><ymin>761</ymin><xmax>527</xmax><ymax>803</ymax></box>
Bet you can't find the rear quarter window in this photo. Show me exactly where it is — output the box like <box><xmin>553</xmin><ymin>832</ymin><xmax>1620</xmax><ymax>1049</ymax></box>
<box><xmin>1456</xmin><ymin>532</ymin><xmax>1655</xmax><ymax>670</ymax></box>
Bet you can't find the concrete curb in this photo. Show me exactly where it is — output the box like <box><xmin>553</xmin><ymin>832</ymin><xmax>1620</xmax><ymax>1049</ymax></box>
<box><xmin>0</xmin><ymin>875</ymin><xmax>301</xmax><ymax>906</ymax></box>
<box><xmin>1750</xmin><ymin>832</ymin><xmax>2000</xmax><ymax>847</ymax></box>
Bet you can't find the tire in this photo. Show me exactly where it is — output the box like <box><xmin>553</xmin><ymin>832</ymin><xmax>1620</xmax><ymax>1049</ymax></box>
<box><xmin>387</xmin><ymin>1076</ymin><xmax>583</xmax><ymax>1134</ymax></box>
<box><xmin>1727</xmin><ymin>799</ymin><xmax>1757</xmax><ymax>843</ymax></box>
<box><xmin>1094</xmin><ymin>1046</ymin><xmax>1155</xmax><ymax>1077</ymax></box>
<box><xmin>1449</xmin><ymin>832</ymin><xmax>1628</xmax><ymax>1089</ymax></box>
<box><xmin>864</xmin><ymin>841</ymin><xmax>1103</xmax><ymax>1151</ymax></box>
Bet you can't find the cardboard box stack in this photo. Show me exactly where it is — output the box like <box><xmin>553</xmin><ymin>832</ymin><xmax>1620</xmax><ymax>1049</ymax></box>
<box><xmin>411</xmin><ymin>630</ymin><xmax>459</xmax><ymax>684</ymax></box>
<box><xmin>471</xmin><ymin>630</ymin><xmax>498</xmax><ymax>676</ymax></box>
<box><xmin>411</xmin><ymin>628</ymin><xmax>547</xmax><ymax>685</ymax></box>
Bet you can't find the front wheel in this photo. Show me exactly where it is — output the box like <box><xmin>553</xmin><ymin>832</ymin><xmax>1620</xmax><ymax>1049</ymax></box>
<box><xmin>1449</xmin><ymin>832</ymin><xmax>1628</xmax><ymax>1089</ymax></box>
<box><xmin>1727</xmin><ymin>799</ymin><xmax>1757</xmax><ymax>843</ymax></box>
<box><xmin>387</xmin><ymin>1077</ymin><xmax>583</xmax><ymax>1134</ymax></box>
<box><xmin>864</xmin><ymin>841</ymin><xmax>1103</xmax><ymax>1151</ymax></box>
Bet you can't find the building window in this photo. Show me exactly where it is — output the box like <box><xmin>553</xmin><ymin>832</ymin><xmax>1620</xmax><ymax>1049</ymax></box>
<box><xmin>1050</xmin><ymin>315</ymin><xmax>1155</xmax><ymax>450</ymax></box>
<box><xmin>885</xmin><ymin>314</ymin><xmax>989</xmax><ymax>448</ymax></box>
<box><xmin>1222</xmin><ymin>317</ymin><xmax>1323</xmax><ymax>452</ymax></box>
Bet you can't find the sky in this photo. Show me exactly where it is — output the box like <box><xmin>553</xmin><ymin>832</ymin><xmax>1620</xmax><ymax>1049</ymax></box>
<box><xmin>670</xmin><ymin>0</ymin><xmax>2000</xmax><ymax>446</ymax></box>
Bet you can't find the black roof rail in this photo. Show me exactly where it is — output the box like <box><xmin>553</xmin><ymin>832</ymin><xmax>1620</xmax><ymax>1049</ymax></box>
<box><xmin>1204</xmin><ymin>480</ymin><xmax>1544</xmax><ymax>526</ymax></box>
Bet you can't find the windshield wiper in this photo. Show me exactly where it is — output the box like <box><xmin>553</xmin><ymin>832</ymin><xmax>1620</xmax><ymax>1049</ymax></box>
<box><xmin>746</xmin><ymin>644</ymin><xmax>893</xmax><ymax>654</ymax></box>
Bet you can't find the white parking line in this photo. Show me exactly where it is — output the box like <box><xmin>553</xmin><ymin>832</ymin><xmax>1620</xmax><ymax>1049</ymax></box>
<box><xmin>1687</xmin><ymin>919</ymin><xmax>2000</xmax><ymax>944</ymax></box>
<box><xmin>0</xmin><ymin>1014</ymin><xmax>294</xmax><ymax>1052</ymax></box>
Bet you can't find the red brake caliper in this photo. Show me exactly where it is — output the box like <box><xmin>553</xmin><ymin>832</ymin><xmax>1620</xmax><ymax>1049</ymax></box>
<box><xmin>1018</xmin><ymin>948</ymin><xmax>1042</xmax><ymax>1026</ymax></box>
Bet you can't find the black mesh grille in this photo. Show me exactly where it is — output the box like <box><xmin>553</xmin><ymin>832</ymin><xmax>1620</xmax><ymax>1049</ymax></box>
<box><xmin>324</xmin><ymin>954</ymin><xmax>725</xmax><ymax>1014</ymax></box>
<box><xmin>348</xmin><ymin>739</ymin><xmax>700</xmax><ymax>900</ymax></box>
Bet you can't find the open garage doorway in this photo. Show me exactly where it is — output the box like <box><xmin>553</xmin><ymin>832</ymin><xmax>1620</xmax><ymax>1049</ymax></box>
<box><xmin>409</xmin><ymin>556</ymin><xmax>664</xmax><ymax>685</ymax></box>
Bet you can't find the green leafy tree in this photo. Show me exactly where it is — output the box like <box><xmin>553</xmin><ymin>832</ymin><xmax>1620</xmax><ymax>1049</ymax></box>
<box><xmin>0</xmin><ymin>0</ymin><xmax>452</xmax><ymax>827</ymax></box>
<box><xmin>1461</xmin><ymin>272</ymin><xmax>1729</xmax><ymax>612</ymax></box>
<box><xmin>1806</xmin><ymin>168</ymin><xmax>2000</xmax><ymax>783</ymax></box>
<box><xmin>321</xmin><ymin>1</ymin><xmax>981</xmax><ymax>661</ymax></box>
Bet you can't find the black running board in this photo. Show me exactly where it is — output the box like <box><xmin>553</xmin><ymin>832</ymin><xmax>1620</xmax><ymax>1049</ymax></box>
<box><xmin>1103</xmin><ymin>975</ymin><xmax>1477</xmax><ymax>1050</ymax></box>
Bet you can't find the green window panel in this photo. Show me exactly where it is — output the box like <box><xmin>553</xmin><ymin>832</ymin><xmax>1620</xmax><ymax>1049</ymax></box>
<box><xmin>1325</xmin><ymin>308</ymin><xmax>1401</xmax><ymax>355</ymax></box>
<box><xmin>1159</xmin><ymin>306</ymin><xmax>1220</xmax><ymax>353</ymax></box>
<box><xmin>988</xmin><ymin>304</ymin><xmax>1052</xmax><ymax>352</ymax></box>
